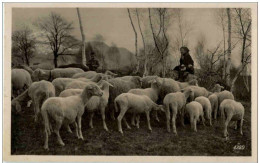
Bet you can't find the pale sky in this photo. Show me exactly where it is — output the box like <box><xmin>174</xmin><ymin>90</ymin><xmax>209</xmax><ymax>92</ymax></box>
<box><xmin>12</xmin><ymin>8</ymin><xmax>244</xmax><ymax>68</ymax></box>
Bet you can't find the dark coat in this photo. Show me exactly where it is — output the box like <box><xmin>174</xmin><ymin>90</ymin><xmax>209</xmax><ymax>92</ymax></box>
<box><xmin>174</xmin><ymin>53</ymin><xmax>194</xmax><ymax>74</ymax></box>
<box><xmin>87</xmin><ymin>58</ymin><xmax>100</xmax><ymax>71</ymax></box>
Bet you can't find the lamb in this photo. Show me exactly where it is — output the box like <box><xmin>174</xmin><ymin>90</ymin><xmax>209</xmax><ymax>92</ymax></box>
<box><xmin>128</xmin><ymin>79</ymin><xmax>161</xmax><ymax>123</ymax></box>
<box><xmin>185</xmin><ymin>101</ymin><xmax>205</xmax><ymax>132</ymax></box>
<box><xmin>58</xmin><ymin>63</ymin><xmax>89</xmax><ymax>71</ymax></box>
<box><xmin>177</xmin><ymin>79</ymin><xmax>198</xmax><ymax>89</ymax></box>
<box><xmin>31</xmin><ymin>68</ymin><xmax>84</xmax><ymax>81</ymax></box>
<box><xmin>41</xmin><ymin>83</ymin><xmax>103</xmax><ymax>150</ymax></box>
<box><xmin>52</xmin><ymin>77</ymin><xmax>96</xmax><ymax>96</ymax></box>
<box><xmin>208</xmin><ymin>84</ymin><xmax>224</xmax><ymax>119</ymax></box>
<box><xmin>72</xmin><ymin>70</ymin><xmax>116</xmax><ymax>80</ymax></box>
<box><xmin>107</xmin><ymin>76</ymin><xmax>142</xmax><ymax>120</ymax></box>
<box><xmin>141</xmin><ymin>76</ymin><xmax>158</xmax><ymax>88</ymax></box>
<box><xmin>183</xmin><ymin>85</ymin><xmax>210</xmax><ymax>101</ymax></box>
<box><xmin>13</xmin><ymin>64</ymin><xmax>34</xmax><ymax>75</ymax></box>
<box><xmin>195</xmin><ymin>96</ymin><xmax>212</xmax><ymax>126</ymax></box>
<box><xmin>163</xmin><ymin>88</ymin><xmax>193</xmax><ymax>134</ymax></box>
<box><xmin>28</xmin><ymin>80</ymin><xmax>55</xmax><ymax>121</ymax></box>
<box><xmin>12</xmin><ymin>69</ymin><xmax>32</xmax><ymax>98</ymax></box>
<box><xmin>11</xmin><ymin>90</ymin><xmax>29</xmax><ymax>113</ymax></box>
<box><xmin>155</xmin><ymin>77</ymin><xmax>181</xmax><ymax>102</ymax></box>
<box><xmin>114</xmin><ymin>93</ymin><xmax>164</xmax><ymax>134</ymax></box>
<box><xmin>59</xmin><ymin>80</ymin><xmax>114</xmax><ymax>131</ymax></box>
<box><xmin>219</xmin><ymin>99</ymin><xmax>244</xmax><ymax>137</ymax></box>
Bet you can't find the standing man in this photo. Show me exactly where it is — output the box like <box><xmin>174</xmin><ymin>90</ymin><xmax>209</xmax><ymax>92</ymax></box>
<box><xmin>87</xmin><ymin>52</ymin><xmax>100</xmax><ymax>71</ymax></box>
<box><xmin>173</xmin><ymin>47</ymin><xmax>194</xmax><ymax>81</ymax></box>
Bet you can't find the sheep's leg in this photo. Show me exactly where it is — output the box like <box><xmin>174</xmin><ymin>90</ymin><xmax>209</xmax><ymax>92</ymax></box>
<box><xmin>181</xmin><ymin>107</ymin><xmax>185</xmax><ymax>127</ymax></box>
<box><xmin>240</xmin><ymin>119</ymin><xmax>243</xmax><ymax>135</ymax></box>
<box><xmin>201</xmin><ymin>115</ymin><xmax>205</xmax><ymax>126</ymax></box>
<box><xmin>131</xmin><ymin>113</ymin><xmax>136</xmax><ymax>126</ymax></box>
<box><xmin>34</xmin><ymin>99</ymin><xmax>40</xmax><ymax>122</ymax></box>
<box><xmin>77</xmin><ymin>116</ymin><xmax>84</xmax><ymax>140</ymax></box>
<box><xmin>101</xmin><ymin>107</ymin><xmax>109</xmax><ymax>131</ymax></box>
<box><xmin>136</xmin><ymin>114</ymin><xmax>140</xmax><ymax>129</ymax></box>
<box><xmin>165</xmin><ymin>105</ymin><xmax>171</xmax><ymax>132</ymax></box>
<box><xmin>117</xmin><ymin>108</ymin><xmax>127</xmax><ymax>134</ymax></box>
<box><xmin>89</xmin><ymin>112</ymin><xmax>94</xmax><ymax>129</ymax></box>
<box><xmin>214</xmin><ymin>105</ymin><xmax>218</xmax><ymax>120</ymax></box>
<box><xmin>65</xmin><ymin>125</ymin><xmax>72</xmax><ymax>133</ymax></box>
<box><xmin>190</xmin><ymin>116</ymin><xmax>194</xmax><ymax>130</ymax></box>
<box><xmin>193</xmin><ymin>117</ymin><xmax>197</xmax><ymax>132</ymax></box>
<box><xmin>224</xmin><ymin>115</ymin><xmax>232</xmax><ymax>137</ymax></box>
<box><xmin>73</xmin><ymin>122</ymin><xmax>79</xmax><ymax>138</ymax></box>
<box><xmin>155</xmin><ymin>110</ymin><xmax>160</xmax><ymax>122</ymax></box>
<box><xmin>172</xmin><ymin>114</ymin><xmax>177</xmax><ymax>135</ymax></box>
<box><xmin>110</xmin><ymin>107</ymin><xmax>116</xmax><ymax>120</ymax></box>
<box><xmin>53</xmin><ymin>119</ymin><xmax>64</xmax><ymax>146</ymax></box>
<box><xmin>123</xmin><ymin>117</ymin><xmax>131</xmax><ymax>129</ymax></box>
<box><xmin>43</xmin><ymin>126</ymin><xmax>49</xmax><ymax>150</ymax></box>
<box><xmin>209</xmin><ymin>113</ymin><xmax>212</xmax><ymax>126</ymax></box>
<box><xmin>145</xmin><ymin>111</ymin><xmax>152</xmax><ymax>132</ymax></box>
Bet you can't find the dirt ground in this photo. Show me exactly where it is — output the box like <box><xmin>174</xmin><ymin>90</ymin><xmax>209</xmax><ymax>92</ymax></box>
<box><xmin>11</xmin><ymin>101</ymin><xmax>251</xmax><ymax>156</ymax></box>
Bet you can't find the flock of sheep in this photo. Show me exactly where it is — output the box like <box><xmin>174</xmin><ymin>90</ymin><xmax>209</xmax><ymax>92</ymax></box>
<box><xmin>11</xmin><ymin>66</ymin><xmax>245</xmax><ymax>150</ymax></box>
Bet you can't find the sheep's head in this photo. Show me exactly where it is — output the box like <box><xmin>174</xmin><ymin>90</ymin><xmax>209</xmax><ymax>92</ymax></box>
<box><xmin>131</xmin><ymin>76</ymin><xmax>142</xmax><ymax>88</ymax></box>
<box><xmin>105</xmin><ymin>70</ymin><xmax>118</xmax><ymax>77</ymax></box>
<box><xmin>82</xmin><ymin>83</ymin><xmax>103</xmax><ymax>98</ymax></box>
<box><xmin>11</xmin><ymin>100</ymin><xmax>22</xmax><ymax>113</ymax></box>
<box><xmin>31</xmin><ymin>68</ymin><xmax>46</xmax><ymax>81</ymax></box>
<box><xmin>181</xmin><ymin>88</ymin><xmax>194</xmax><ymax>101</ymax></box>
<box><xmin>149</xmin><ymin>79</ymin><xmax>161</xmax><ymax>90</ymax></box>
<box><xmin>152</xmin><ymin>103</ymin><xmax>165</xmax><ymax>112</ymax></box>
<box><xmin>188</xmin><ymin>79</ymin><xmax>198</xmax><ymax>86</ymax></box>
<box><xmin>213</xmin><ymin>84</ymin><xmax>224</xmax><ymax>93</ymax></box>
<box><xmin>98</xmin><ymin>80</ymin><xmax>114</xmax><ymax>90</ymax></box>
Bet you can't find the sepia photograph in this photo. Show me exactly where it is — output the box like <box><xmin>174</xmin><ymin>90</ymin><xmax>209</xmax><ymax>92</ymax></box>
<box><xmin>3</xmin><ymin>2</ymin><xmax>257</xmax><ymax>163</ymax></box>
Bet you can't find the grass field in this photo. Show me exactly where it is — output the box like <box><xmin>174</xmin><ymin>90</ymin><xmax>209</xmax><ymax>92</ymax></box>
<box><xmin>11</xmin><ymin>101</ymin><xmax>251</xmax><ymax>156</ymax></box>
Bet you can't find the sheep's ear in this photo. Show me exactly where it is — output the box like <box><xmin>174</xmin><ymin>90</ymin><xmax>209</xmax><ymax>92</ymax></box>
<box><xmin>221</xmin><ymin>86</ymin><xmax>224</xmax><ymax>89</ymax></box>
<box><xmin>108</xmin><ymin>82</ymin><xmax>114</xmax><ymax>87</ymax></box>
<box><xmin>181</xmin><ymin>89</ymin><xmax>185</xmax><ymax>93</ymax></box>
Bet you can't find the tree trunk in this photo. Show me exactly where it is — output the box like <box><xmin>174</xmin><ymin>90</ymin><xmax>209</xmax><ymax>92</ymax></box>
<box><xmin>230</xmin><ymin>63</ymin><xmax>247</xmax><ymax>93</ymax></box>
<box><xmin>136</xmin><ymin>9</ymin><xmax>148</xmax><ymax>77</ymax></box>
<box><xmin>77</xmin><ymin>8</ymin><xmax>86</xmax><ymax>66</ymax></box>
<box><xmin>226</xmin><ymin>8</ymin><xmax>232</xmax><ymax>86</ymax></box>
<box><xmin>24</xmin><ymin>53</ymin><xmax>30</xmax><ymax>66</ymax></box>
<box><xmin>127</xmin><ymin>8</ymin><xmax>139</xmax><ymax>73</ymax></box>
<box><xmin>54</xmin><ymin>52</ymin><xmax>58</xmax><ymax>68</ymax></box>
<box><xmin>222</xmin><ymin>23</ymin><xmax>226</xmax><ymax>80</ymax></box>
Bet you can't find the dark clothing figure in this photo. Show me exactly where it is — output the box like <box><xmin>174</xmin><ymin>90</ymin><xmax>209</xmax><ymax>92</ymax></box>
<box><xmin>174</xmin><ymin>47</ymin><xmax>194</xmax><ymax>81</ymax></box>
<box><xmin>87</xmin><ymin>57</ymin><xmax>100</xmax><ymax>71</ymax></box>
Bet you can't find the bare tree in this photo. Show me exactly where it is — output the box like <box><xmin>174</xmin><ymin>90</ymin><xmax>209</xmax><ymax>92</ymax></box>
<box><xmin>36</xmin><ymin>12</ymin><xmax>77</xmax><ymax>68</ymax></box>
<box><xmin>226</xmin><ymin>8</ymin><xmax>232</xmax><ymax>86</ymax></box>
<box><xmin>230</xmin><ymin>8</ymin><xmax>251</xmax><ymax>93</ymax></box>
<box><xmin>135</xmin><ymin>8</ymin><xmax>148</xmax><ymax>76</ymax></box>
<box><xmin>215</xmin><ymin>9</ymin><xmax>228</xmax><ymax>79</ymax></box>
<box><xmin>77</xmin><ymin>8</ymin><xmax>86</xmax><ymax>66</ymax></box>
<box><xmin>148</xmin><ymin>8</ymin><xmax>170</xmax><ymax>77</ymax></box>
<box><xmin>175</xmin><ymin>9</ymin><xmax>193</xmax><ymax>47</ymax></box>
<box><xmin>12</xmin><ymin>27</ymin><xmax>36</xmax><ymax>66</ymax></box>
<box><xmin>127</xmin><ymin>8</ymin><xmax>139</xmax><ymax>73</ymax></box>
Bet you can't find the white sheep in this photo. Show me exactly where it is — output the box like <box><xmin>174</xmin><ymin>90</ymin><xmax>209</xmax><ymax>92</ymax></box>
<box><xmin>28</xmin><ymin>80</ymin><xmax>55</xmax><ymax>121</ymax></box>
<box><xmin>219</xmin><ymin>99</ymin><xmax>244</xmax><ymax>137</ymax></box>
<box><xmin>52</xmin><ymin>77</ymin><xmax>90</xmax><ymax>96</ymax></box>
<box><xmin>11</xmin><ymin>90</ymin><xmax>29</xmax><ymax>113</ymax></box>
<box><xmin>32</xmin><ymin>68</ymin><xmax>84</xmax><ymax>81</ymax></box>
<box><xmin>155</xmin><ymin>77</ymin><xmax>181</xmax><ymax>102</ymax></box>
<box><xmin>128</xmin><ymin>79</ymin><xmax>161</xmax><ymax>124</ymax></box>
<box><xmin>208</xmin><ymin>84</ymin><xmax>224</xmax><ymax>120</ymax></box>
<box><xmin>195</xmin><ymin>96</ymin><xmax>212</xmax><ymax>126</ymax></box>
<box><xmin>72</xmin><ymin>70</ymin><xmax>115</xmax><ymax>80</ymax></box>
<box><xmin>107</xmin><ymin>76</ymin><xmax>142</xmax><ymax>120</ymax></box>
<box><xmin>185</xmin><ymin>101</ymin><xmax>205</xmax><ymax>132</ymax></box>
<box><xmin>184</xmin><ymin>85</ymin><xmax>210</xmax><ymax>101</ymax></box>
<box><xmin>59</xmin><ymin>80</ymin><xmax>114</xmax><ymax>131</ymax></box>
<box><xmin>114</xmin><ymin>93</ymin><xmax>164</xmax><ymax>134</ymax></box>
<box><xmin>177</xmin><ymin>79</ymin><xmax>198</xmax><ymax>89</ymax></box>
<box><xmin>12</xmin><ymin>69</ymin><xmax>32</xmax><ymax>98</ymax></box>
<box><xmin>141</xmin><ymin>76</ymin><xmax>158</xmax><ymax>88</ymax></box>
<box><xmin>41</xmin><ymin>83</ymin><xmax>103</xmax><ymax>150</ymax></box>
<box><xmin>163</xmin><ymin>88</ymin><xmax>193</xmax><ymax>134</ymax></box>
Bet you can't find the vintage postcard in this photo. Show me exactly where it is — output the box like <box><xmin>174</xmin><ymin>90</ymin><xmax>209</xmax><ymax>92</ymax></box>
<box><xmin>3</xmin><ymin>2</ymin><xmax>257</xmax><ymax>163</ymax></box>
